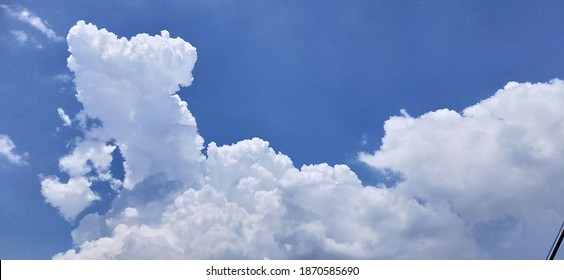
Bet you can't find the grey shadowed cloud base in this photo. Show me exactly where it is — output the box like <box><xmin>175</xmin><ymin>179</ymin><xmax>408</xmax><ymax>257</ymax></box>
<box><xmin>42</xmin><ymin>21</ymin><xmax>564</xmax><ymax>259</ymax></box>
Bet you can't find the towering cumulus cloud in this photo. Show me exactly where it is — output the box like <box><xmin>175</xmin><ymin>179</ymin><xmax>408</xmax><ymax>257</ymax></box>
<box><xmin>41</xmin><ymin>20</ymin><xmax>203</xmax><ymax>222</ymax></box>
<box><xmin>47</xmin><ymin>21</ymin><xmax>564</xmax><ymax>259</ymax></box>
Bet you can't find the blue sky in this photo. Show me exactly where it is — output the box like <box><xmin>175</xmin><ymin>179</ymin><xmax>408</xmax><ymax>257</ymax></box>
<box><xmin>1</xmin><ymin>0</ymin><xmax>564</xmax><ymax>259</ymax></box>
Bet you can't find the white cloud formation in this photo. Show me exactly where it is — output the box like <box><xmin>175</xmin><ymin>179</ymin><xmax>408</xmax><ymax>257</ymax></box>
<box><xmin>0</xmin><ymin>134</ymin><xmax>27</xmax><ymax>165</ymax></box>
<box><xmin>58</xmin><ymin>140</ymin><xmax>117</xmax><ymax>181</ymax></box>
<box><xmin>10</xmin><ymin>30</ymin><xmax>28</xmax><ymax>44</ymax></box>
<box><xmin>47</xmin><ymin>21</ymin><xmax>564</xmax><ymax>259</ymax></box>
<box><xmin>1</xmin><ymin>4</ymin><xmax>64</xmax><ymax>43</ymax></box>
<box><xmin>57</xmin><ymin>138</ymin><xmax>478</xmax><ymax>259</ymax></box>
<box><xmin>57</xmin><ymin>108</ymin><xmax>72</xmax><ymax>126</ymax></box>
<box><xmin>40</xmin><ymin>176</ymin><xmax>99</xmax><ymax>222</ymax></box>
<box><xmin>40</xmin><ymin>139</ymin><xmax>120</xmax><ymax>221</ymax></box>
<box><xmin>66</xmin><ymin>21</ymin><xmax>203</xmax><ymax>190</ymax></box>
<box><xmin>360</xmin><ymin>80</ymin><xmax>564</xmax><ymax>257</ymax></box>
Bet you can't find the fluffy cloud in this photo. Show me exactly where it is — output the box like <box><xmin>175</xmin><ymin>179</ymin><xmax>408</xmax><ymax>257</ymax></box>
<box><xmin>1</xmin><ymin>4</ymin><xmax>64</xmax><ymax>42</ymax></box>
<box><xmin>57</xmin><ymin>138</ymin><xmax>478</xmax><ymax>259</ymax></box>
<box><xmin>41</xmin><ymin>139</ymin><xmax>119</xmax><ymax>221</ymax></box>
<box><xmin>58</xmin><ymin>140</ymin><xmax>117</xmax><ymax>182</ymax></box>
<box><xmin>66</xmin><ymin>21</ymin><xmax>203</xmax><ymax>190</ymax></box>
<box><xmin>360</xmin><ymin>80</ymin><xmax>564</xmax><ymax>257</ymax></box>
<box><xmin>40</xmin><ymin>176</ymin><xmax>99</xmax><ymax>222</ymax></box>
<box><xmin>48</xmin><ymin>21</ymin><xmax>563</xmax><ymax>259</ymax></box>
<box><xmin>57</xmin><ymin>108</ymin><xmax>72</xmax><ymax>127</ymax></box>
<box><xmin>0</xmin><ymin>134</ymin><xmax>27</xmax><ymax>165</ymax></box>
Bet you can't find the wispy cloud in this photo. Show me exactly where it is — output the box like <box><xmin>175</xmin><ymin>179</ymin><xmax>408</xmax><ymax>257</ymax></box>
<box><xmin>0</xmin><ymin>134</ymin><xmax>27</xmax><ymax>165</ymax></box>
<box><xmin>1</xmin><ymin>4</ymin><xmax>64</xmax><ymax>43</ymax></box>
<box><xmin>54</xmin><ymin>73</ymin><xmax>72</xmax><ymax>83</ymax></box>
<box><xmin>10</xmin><ymin>30</ymin><xmax>28</xmax><ymax>44</ymax></box>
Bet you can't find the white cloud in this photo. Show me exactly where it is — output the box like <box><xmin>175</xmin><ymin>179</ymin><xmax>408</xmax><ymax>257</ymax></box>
<box><xmin>57</xmin><ymin>138</ymin><xmax>479</xmax><ymax>259</ymax></box>
<box><xmin>40</xmin><ymin>139</ymin><xmax>121</xmax><ymax>221</ymax></box>
<box><xmin>360</xmin><ymin>80</ymin><xmax>564</xmax><ymax>257</ymax></box>
<box><xmin>40</xmin><ymin>176</ymin><xmax>99</xmax><ymax>221</ymax></box>
<box><xmin>0</xmin><ymin>134</ymin><xmax>27</xmax><ymax>165</ymax></box>
<box><xmin>66</xmin><ymin>21</ymin><xmax>203</xmax><ymax>190</ymax></box>
<box><xmin>48</xmin><ymin>21</ymin><xmax>564</xmax><ymax>259</ymax></box>
<box><xmin>1</xmin><ymin>5</ymin><xmax>64</xmax><ymax>42</ymax></box>
<box><xmin>54</xmin><ymin>73</ymin><xmax>72</xmax><ymax>83</ymax></box>
<box><xmin>10</xmin><ymin>30</ymin><xmax>28</xmax><ymax>44</ymax></box>
<box><xmin>57</xmin><ymin>108</ymin><xmax>72</xmax><ymax>126</ymax></box>
<box><xmin>58</xmin><ymin>140</ymin><xmax>116</xmax><ymax>180</ymax></box>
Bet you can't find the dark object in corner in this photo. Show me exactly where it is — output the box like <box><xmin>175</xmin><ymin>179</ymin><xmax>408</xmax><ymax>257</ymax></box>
<box><xmin>547</xmin><ymin>221</ymin><xmax>564</xmax><ymax>260</ymax></box>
